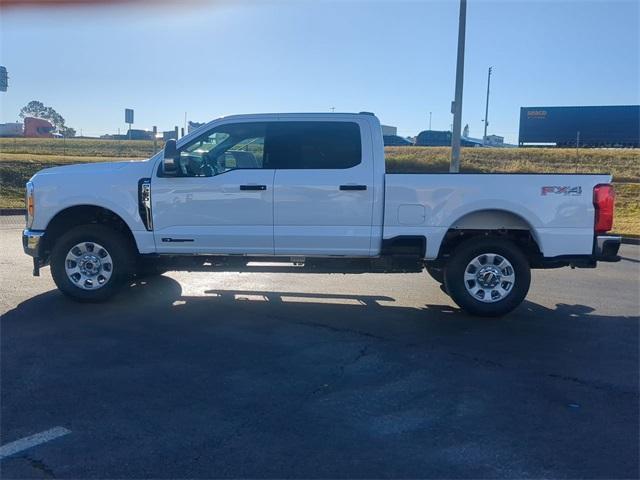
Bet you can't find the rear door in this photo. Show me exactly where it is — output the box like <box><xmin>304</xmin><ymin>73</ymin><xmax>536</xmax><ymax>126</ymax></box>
<box><xmin>269</xmin><ymin>119</ymin><xmax>374</xmax><ymax>256</ymax></box>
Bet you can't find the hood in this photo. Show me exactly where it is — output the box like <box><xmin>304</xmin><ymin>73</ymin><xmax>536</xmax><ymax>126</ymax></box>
<box><xmin>35</xmin><ymin>159</ymin><xmax>148</xmax><ymax>176</ymax></box>
<box><xmin>31</xmin><ymin>157</ymin><xmax>158</xmax><ymax>183</ymax></box>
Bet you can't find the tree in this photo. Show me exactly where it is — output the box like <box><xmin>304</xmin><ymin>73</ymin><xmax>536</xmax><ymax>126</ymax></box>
<box><xmin>19</xmin><ymin>101</ymin><xmax>48</xmax><ymax>121</ymax></box>
<box><xmin>60</xmin><ymin>126</ymin><xmax>76</xmax><ymax>138</ymax></box>
<box><xmin>19</xmin><ymin>100</ymin><xmax>74</xmax><ymax>135</ymax></box>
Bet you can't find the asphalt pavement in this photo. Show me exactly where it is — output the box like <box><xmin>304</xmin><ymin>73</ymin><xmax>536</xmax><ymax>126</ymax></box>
<box><xmin>1</xmin><ymin>216</ymin><xmax>639</xmax><ymax>478</ymax></box>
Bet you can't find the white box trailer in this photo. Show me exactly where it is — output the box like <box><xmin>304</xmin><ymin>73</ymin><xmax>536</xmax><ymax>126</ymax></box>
<box><xmin>0</xmin><ymin>122</ymin><xmax>24</xmax><ymax>137</ymax></box>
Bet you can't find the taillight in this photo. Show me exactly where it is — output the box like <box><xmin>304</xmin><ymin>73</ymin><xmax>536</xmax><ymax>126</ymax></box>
<box><xmin>593</xmin><ymin>184</ymin><xmax>615</xmax><ymax>234</ymax></box>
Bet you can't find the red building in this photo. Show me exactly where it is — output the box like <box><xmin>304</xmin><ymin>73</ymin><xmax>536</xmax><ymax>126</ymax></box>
<box><xmin>24</xmin><ymin>117</ymin><xmax>55</xmax><ymax>138</ymax></box>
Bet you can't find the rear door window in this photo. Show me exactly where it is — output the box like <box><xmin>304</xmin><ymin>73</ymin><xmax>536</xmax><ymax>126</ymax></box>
<box><xmin>265</xmin><ymin>121</ymin><xmax>361</xmax><ymax>169</ymax></box>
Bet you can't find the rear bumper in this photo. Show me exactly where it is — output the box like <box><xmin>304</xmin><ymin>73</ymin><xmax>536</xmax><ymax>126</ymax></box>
<box><xmin>531</xmin><ymin>234</ymin><xmax>621</xmax><ymax>269</ymax></box>
<box><xmin>594</xmin><ymin>235</ymin><xmax>621</xmax><ymax>262</ymax></box>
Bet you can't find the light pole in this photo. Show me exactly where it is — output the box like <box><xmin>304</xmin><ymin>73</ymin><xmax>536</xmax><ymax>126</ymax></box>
<box><xmin>450</xmin><ymin>0</ymin><xmax>467</xmax><ymax>173</ymax></box>
<box><xmin>429</xmin><ymin>111</ymin><xmax>432</xmax><ymax>130</ymax></box>
<box><xmin>483</xmin><ymin>66</ymin><xmax>493</xmax><ymax>145</ymax></box>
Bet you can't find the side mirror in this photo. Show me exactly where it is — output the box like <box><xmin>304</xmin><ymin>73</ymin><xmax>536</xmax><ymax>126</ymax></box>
<box><xmin>162</xmin><ymin>139</ymin><xmax>178</xmax><ymax>174</ymax></box>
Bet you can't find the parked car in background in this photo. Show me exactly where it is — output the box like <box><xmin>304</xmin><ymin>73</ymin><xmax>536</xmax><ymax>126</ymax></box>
<box><xmin>383</xmin><ymin>135</ymin><xmax>413</xmax><ymax>146</ymax></box>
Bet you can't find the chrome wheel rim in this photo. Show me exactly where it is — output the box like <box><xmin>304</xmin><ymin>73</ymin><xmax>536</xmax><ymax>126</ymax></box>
<box><xmin>463</xmin><ymin>253</ymin><xmax>515</xmax><ymax>303</ymax></box>
<box><xmin>64</xmin><ymin>241</ymin><xmax>113</xmax><ymax>290</ymax></box>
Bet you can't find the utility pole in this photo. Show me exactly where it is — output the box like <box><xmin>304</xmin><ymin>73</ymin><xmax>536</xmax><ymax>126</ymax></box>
<box><xmin>429</xmin><ymin>111</ymin><xmax>432</xmax><ymax>130</ymax></box>
<box><xmin>576</xmin><ymin>131</ymin><xmax>580</xmax><ymax>169</ymax></box>
<box><xmin>450</xmin><ymin>0</ymin><xmax>467</xmax><ymax>173</ymax></box>
<box><xmin>483</xmin><ymin>66</ymin><xmax>493</xmax><ymax>145</ymax></box>
<box><xmin>153</xmin><ymin>126</ymin><xmax>158</xmax><ymax>153</ymax></box>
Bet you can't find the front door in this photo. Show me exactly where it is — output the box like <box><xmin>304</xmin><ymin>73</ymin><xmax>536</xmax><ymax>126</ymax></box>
<box><xmin>152</xmin><ymin>122</ymin><xmax>275</xmax><ymax>255</ymax></box>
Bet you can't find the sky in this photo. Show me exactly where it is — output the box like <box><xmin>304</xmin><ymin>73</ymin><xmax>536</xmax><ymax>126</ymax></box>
<box><xmin>1</xmin><ymin>0</ymin><xmax>638</xmax><ymax>143</ymax></box>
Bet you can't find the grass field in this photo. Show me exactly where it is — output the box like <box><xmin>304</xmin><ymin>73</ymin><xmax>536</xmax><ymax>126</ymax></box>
<box><xmin>385</xmin><ymin>146</ymin><xmax>640</xmax><ymax>182</ymax></box>
<box><xmin>1</xmin><ymin>138</ymin><xmax>638</xmax><ymax>236</ymax></box>
<box><xmin>0</xmin><ymin>137</ymin><xmax>161</xmax><ymax>158</ymax></box>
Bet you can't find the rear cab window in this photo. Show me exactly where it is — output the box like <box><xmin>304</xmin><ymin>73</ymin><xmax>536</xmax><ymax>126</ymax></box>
<box><xmin>265</xmin><ymin>121</ymin><xmax>361</xmax><ymax>169</ymax></box>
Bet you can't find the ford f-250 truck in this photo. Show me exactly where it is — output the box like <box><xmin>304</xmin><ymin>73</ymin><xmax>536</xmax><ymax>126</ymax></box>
<box><xmin>22</xmin><ymin>113</ymin><xmax>621</xmax><ymax>316</ymax></box>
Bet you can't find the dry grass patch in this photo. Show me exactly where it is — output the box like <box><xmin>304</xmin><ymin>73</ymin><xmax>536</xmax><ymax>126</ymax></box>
<box><xmin>385</xmin><ymin>146</ymin><xmax>640</xmax><ymax>182</ymax></box>
<box><xmin>0</xmin><ymin>137</ymin><xmax>161</xmax><ymax>158</ymax></box>
<box><xmin>612</xmin><ymin>183</ymin><xmax>640</xmax><ymax>237</ymax></box>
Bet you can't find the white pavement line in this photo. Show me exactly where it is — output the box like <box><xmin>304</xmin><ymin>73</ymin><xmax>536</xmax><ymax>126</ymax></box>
<box><xmin>0</xmin><ymin>427</ymin><xmax>71</xmax><ymax>460</ymax></box>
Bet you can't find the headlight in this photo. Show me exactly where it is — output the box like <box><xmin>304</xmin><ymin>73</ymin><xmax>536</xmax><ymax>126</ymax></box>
<box><xmin>25</xmin><ymin>181</ymin><xmax>34</xmax><ymax>228</ymax></box>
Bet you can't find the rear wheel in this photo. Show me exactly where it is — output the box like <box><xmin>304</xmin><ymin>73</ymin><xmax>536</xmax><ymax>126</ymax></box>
<box><xmin>444</xmin><ymin>237</ymin><xmax>530</xmax><ymax>317</ymax></box>
<box><xmin>50</xmin><ymin>224</ymin><xmax>135</xmax><ymax>302</ymax></box>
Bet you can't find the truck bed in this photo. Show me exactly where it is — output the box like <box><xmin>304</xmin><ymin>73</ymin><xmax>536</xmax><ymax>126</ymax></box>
<box><xmin>383</xmin><ymin>173</ymin><xmax>611</xmax><ymax>259</ymax></box>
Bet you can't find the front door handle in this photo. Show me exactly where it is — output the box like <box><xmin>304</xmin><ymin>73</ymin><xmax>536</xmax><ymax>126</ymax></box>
<box><xmin>240</xmin><ymin>185</ymin><xmax>267</xmax><ymax>191</ymax></box>
<box><xmin>339</xmin><ymin>184</ymin><xmax>367</xmax><ymax>191</ymax></box>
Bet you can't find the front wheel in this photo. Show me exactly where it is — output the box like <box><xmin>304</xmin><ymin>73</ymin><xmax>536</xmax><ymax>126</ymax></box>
<box><xmin>444</xmin><ymin>237</ymin><xmax>531</xmax><ymax>317</ymax></box>
<box><xmin>50</xmin><ymin>224</ymin><xmax>135</xmax><ymax>302</ymax></box>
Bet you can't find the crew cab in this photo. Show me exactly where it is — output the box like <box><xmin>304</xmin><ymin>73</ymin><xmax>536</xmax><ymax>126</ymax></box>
<box><xmin>22</xmin><ymin>113</ymin><xmax>621</xmax><ymax>316</ymax></box>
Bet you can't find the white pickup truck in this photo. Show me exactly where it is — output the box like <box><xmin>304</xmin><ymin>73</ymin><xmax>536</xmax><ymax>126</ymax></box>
<box><xmin>22</xmin><ymin>113</ymin><xmax>621</xmax><ymax>316</ymax></box>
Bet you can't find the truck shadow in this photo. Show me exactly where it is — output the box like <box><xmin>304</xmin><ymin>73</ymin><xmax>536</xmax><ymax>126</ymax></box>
<box><xmin>3</xmin><ymin>273</ymin><xmax>636</xmax><ymax>339</ymax></box>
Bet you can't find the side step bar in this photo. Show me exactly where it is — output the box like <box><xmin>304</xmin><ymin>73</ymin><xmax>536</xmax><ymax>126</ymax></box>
<box><xmin>139</xmin><ymin>255</ymin><xmax>425</xmax><ymax>274</ymax></box>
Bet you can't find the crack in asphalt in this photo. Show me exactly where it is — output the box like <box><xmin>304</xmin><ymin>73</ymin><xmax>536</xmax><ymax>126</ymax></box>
<box><xmin>296</xmin><ymin>322</ymin><xmax>638</xmax><ymax>397</ymax></box>
<box><xmin>307</xmin><ymin>344</ymin><xmax>373</xmax><ymax>398</ymax></box>
<box><xmin>338</xmin><ymin>344</ymin><xmax>371</xmax><ymax>376</ymax></box>
<box><xmin>208</xmin><ymin>343</ymin><xmax>373</xmax><ymax>454</ymax></box>
<box><xmin>448</xmin><ymin>351</ymin><xmax>505</xmax><ymax>368</ymax></box>
<box><xmin>546</xmin><ymin>373</ymin><xmax>638</xmax><ymax>396</ymax></box>
<box><xmin>206</xmin><ymin>417</ymin><xmax>258</xmax><ymax>455</ymax></box>
<box><xmin>293</xmin><ymin>321</ymin><xmax>387</xmax><ymax>341</ymax></box>
<box><xmin>448</xmin><ymin>351</ymin><xmax>637</xmax><ymax>396</ymax></box>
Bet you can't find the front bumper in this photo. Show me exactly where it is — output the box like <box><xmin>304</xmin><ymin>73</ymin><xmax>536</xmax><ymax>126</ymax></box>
<box><xmin>22</xmin><ymin>229</ymin><xmax>46</xmax><ymax>276</ymax></box>
<box><xmin>23</xmin><ymin>229</ymin><xmax>45</xmax><ymax>257</ymax></box>
<box><xmin>594</xmin><ymin>235</ymin><xmax>621</xmax><ymax>262</ymax></box>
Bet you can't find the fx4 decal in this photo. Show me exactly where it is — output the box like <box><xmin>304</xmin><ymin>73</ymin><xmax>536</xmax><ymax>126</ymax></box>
<box><xmin>541</xmin><ymin>186</ymin><xmax>582</xmax><ymax>196</ymax></box>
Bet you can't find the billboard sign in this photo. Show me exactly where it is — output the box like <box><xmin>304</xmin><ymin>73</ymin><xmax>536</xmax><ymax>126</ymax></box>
<box><xmin>519</xmin><ymin>105</ymin><xmax>640</xmax><ymax>146</ymax></box>
<box><xmin>125</xmin><ymin>108</ymin><xmax>134</xmax><ymax>124</ymax></box>
<box><xmin>0</xmin><ymin>66</ymin><xmax>7</xmax><ymax>92</ymax></box>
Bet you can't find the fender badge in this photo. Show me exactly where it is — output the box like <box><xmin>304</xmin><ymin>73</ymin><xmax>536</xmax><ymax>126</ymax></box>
<box><xmin>541</xmin><ymin>186</ymin><xmax>582</xmax><ymax>196</ymax></box>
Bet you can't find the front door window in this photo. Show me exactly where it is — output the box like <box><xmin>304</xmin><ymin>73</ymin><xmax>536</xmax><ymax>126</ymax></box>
<box><xmin>174</xmin><ymin>122</ymin><xmax>266</xmax><ymax>177</ymax></box>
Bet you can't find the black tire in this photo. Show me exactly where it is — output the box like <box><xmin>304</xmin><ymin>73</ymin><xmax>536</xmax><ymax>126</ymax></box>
<box><xmin>444</xmin><ymin>237</ymin><xmax>531</xmax><ymax>317</ymax></box>
<box><xmin>426</xmin><ymin>265</ymin><xmax>445</xmax><ymax>284</ymax></box>
<box><xmin>50</xmin><ymin>224</ymin><xmax>135</xmax><ymax>302</ymax></box>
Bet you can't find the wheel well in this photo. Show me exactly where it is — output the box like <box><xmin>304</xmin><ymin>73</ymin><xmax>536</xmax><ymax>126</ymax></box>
<box><xmin>43</xmin><ymin>205</ymin><xmax>138</xmax><ymax>258</ymax></box>
<box><xmin>437</xmin><ymin>229</ymin><xmax>542</xmax><ymax>264</ymax></box>
<box><xmin>451</xmin><ymin>209</ymin><xmax>531</xmax><ymax>230</ymax></box>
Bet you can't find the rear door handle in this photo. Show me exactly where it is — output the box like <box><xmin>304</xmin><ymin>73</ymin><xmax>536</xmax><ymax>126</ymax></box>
<box><xmin>339</xmin><ymin>184</ymin><xmax>367</xmax><ymax>191</ymax></box>
<box><xmin>240</xmin><ymin>185</ymin><xmax>267</xmax><ymax>191</ymax></box>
